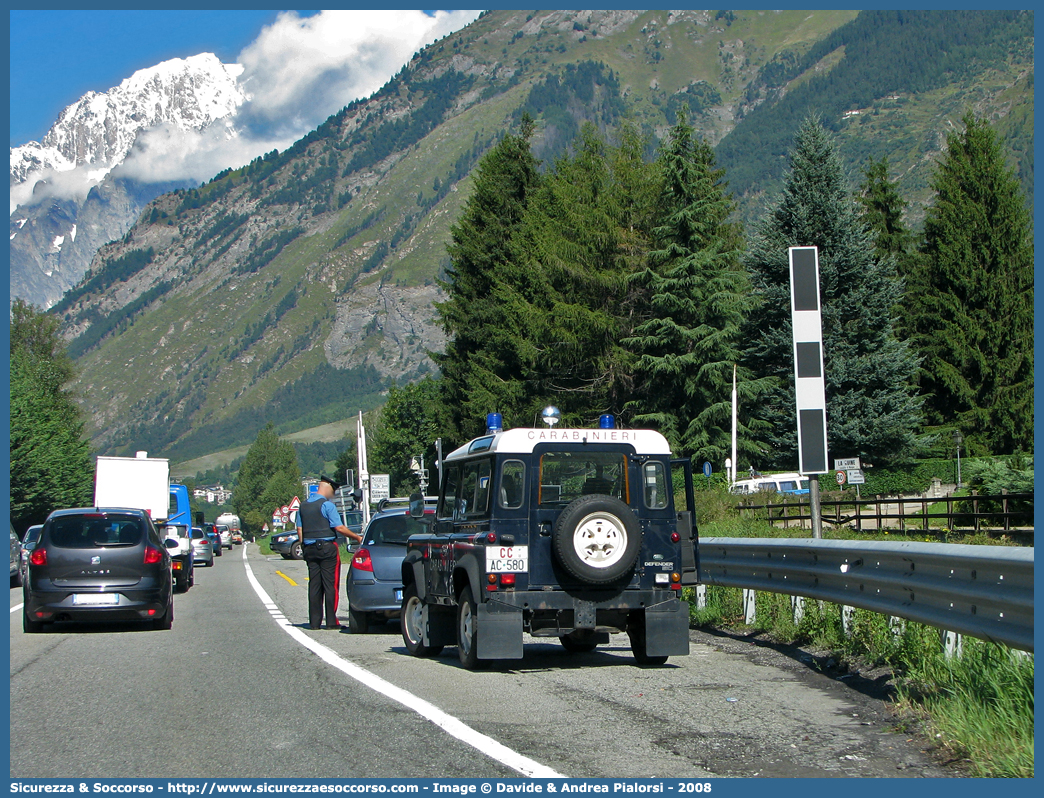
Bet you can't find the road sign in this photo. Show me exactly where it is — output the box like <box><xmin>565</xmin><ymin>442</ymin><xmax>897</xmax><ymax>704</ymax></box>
<box><xmin>280</xmin><ymin>505</ymin><xmax>289</xmax><ymax>515</ymax></box>
<box><xmin>370</xmin><ymin>474</ymin><xmax>390</xmax><ymax>503</ymax></box>
<box><xmin>289</xmin><ymin>496</ymin><xmax>300</xmax><ymax>511</ymax></box>
<box><xmin>834</xmin><ymin>457</ymin><xmax>861</xmax><ymax>471</ymax></box>
<box><xmin>847</xmin><ymin>469</ymin><xmax>866</xmax><ymax>485</ymax></box>
<box><xmin>835</xmin><ymin>470</ymin><xmax>847</xmax><ymax>485</ymax></box>
<box><xmin>702</xmin><ymin>462</ymin><xmax>712</xmax><ymax>478</ymax></box>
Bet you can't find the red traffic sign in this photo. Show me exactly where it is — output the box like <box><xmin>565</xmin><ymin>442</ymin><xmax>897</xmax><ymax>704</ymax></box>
<box><xmin>289</xmin><ymin>496</ymin><xmax>300</xmax><ymax>510</ymax></box>
<box><xmin>281</xmin><ymin>505</ymin><xmax>289</xmax><ymax>515</ymax></box>
<box><xmin>835</xmin><ymin>470</ymin><xmax>847</xmax><ymax>485</ymax></box>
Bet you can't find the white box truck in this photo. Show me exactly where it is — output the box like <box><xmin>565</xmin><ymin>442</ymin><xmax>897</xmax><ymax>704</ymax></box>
<box><xmin>94</xmin><ymin>452</ymin><xmax>194</xmax><ymax>591</ymax></box>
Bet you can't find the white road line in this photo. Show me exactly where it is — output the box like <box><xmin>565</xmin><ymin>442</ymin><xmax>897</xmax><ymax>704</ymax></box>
<box><xmin>11</xmin><ymin>603</ymin><xmax>23</xmax><ymax>614</ymax></box>
<box><xmin>240</xmin><ymin>545</ymin><xmax>565</xmax><ymax>779</ymax></box>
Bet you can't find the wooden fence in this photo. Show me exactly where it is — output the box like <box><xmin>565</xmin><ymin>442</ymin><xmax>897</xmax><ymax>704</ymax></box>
<box><xmin>736</xmin><ymin>490</ymin><xmax>1033</xmax><ymax>537</ymax></box>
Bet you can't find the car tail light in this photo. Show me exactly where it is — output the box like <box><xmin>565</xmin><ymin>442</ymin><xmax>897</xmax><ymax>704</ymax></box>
<box><xmin>352</xmin><ymin>549</ymin><xmax>373</xmax><ymax>572</ymax></box>
<box><xmin>144</xmin><ymin>546</ymin><xmax>164</xmax><ymax>564</ymax></box>
<box><xmin>29</xmin><ymin>548</ymin><xmax>47</xmax><ymax>566</ymax></box>
<box><xmin>172</xmin><ymin>560</ymin><xmax>183</xmax><ymax>571</ymax></box>
<box><xmin>500</xmin><ymin>573</ymin><xmax>515</xmax><ymax>587</ymax></box>
<box><xmin>671</xmin><ymin>532</ymin><xmax>680</xmax><ymax>543</ymax></box>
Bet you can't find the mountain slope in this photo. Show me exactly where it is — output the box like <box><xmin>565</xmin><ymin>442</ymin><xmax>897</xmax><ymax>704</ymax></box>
<box><xmin>55</xmin><ymin>9</ymin><xmax>1033</xmax><ymax>462</ymax></box>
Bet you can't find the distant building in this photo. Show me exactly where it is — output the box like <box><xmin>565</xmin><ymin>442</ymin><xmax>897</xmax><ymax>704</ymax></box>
<box><xmin>194</xmin><ymin>484</ymin><xmax>232</xmax><ymax>504</ymax></box>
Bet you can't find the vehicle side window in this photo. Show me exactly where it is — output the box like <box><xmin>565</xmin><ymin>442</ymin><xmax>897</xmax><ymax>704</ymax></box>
<box><xmin>499</xmin><ymin>460</ymin><xmax>525</xmax><ymax>509</ymax></box>
<box><xmin>779</xmin><ymin>481</ymin><xmax>797</xmax><ymax>491</ymax></box>
<box><xmin>757</xmin><ymin>481</ymin><xmax>776</xmax><ymax>492</ymax></box>
<box><xmin>642</xmin><ymin>461</ymin><xmax>669</xmax><ymax>509</ymax></box>
<box><xmin>438</xmin><ymin>464</ymin><xmax>461</xmax><ymax>521</ymax></box>
<box><xmin>461</xmin><ymin>460</ymin><xmax>491</xmax><ymax>520</ymax></box>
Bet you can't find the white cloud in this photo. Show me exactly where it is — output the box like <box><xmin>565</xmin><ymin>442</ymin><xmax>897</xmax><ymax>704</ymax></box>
<box><xmin>234</xmin><ymin>10</ymin><xmax>481</xmax><ymax>136</ymax></box>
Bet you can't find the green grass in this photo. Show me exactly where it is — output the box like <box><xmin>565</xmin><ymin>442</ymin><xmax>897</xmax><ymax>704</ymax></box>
<box><xmin>688</xmin><ymin>499</ymin><xmax>1034</xmax><ymax>777</ymax></box>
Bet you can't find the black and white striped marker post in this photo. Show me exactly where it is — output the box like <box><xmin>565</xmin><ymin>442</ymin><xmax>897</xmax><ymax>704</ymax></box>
<box><xmin>789</xmin><ymin>246</ymin><xmax>828</xmax><ymax>538</ymax></box>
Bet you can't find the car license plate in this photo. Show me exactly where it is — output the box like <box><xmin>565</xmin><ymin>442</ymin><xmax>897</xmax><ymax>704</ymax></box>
<box><xmin>486</xmin><ymin>545</ymin><xmax>528</xmax><ymax>573</ymax></box>
<box><xmin>72</xmin><ymin>593</ymin><xmax>118</xmax><ymax>606</ymax></box>
<box><xmin>394</xmin><ymin>588</ymin><xmax>403</xmax><ymax>602</ymax></box>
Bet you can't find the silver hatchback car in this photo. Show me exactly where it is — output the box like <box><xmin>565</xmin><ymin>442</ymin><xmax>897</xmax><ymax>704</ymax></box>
<box><xmin>190</xmin><ymin>527</ymin><xmax>214</xmax><ymax>567</ymax></box>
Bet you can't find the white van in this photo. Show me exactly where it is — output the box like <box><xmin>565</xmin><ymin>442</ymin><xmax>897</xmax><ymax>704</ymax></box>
<box><xmin>731</xmin><ymin>472</ymin><xmax>810</xmax><ymax>496</ymax></box>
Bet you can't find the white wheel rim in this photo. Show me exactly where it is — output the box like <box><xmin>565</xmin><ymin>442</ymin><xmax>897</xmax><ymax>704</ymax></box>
<box><xmin>572</xmin><ymin>512</ymin><xmax>627</xmax><ymax>569</ymax></box>
<box><xmin>460</xmin><ymin>601</ymin><xmax>474</xmax><ymax>656</ymax></box>
<box><xmin>404</xmin><ymin>597</ymin><xmax>423</xmax><ymax>645</ymax></box>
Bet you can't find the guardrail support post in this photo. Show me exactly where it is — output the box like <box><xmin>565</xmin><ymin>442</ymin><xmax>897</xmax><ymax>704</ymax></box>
<box><xmin>841</xmin><ymin>605</ymin><xmax>855</xmax><ymax>635</ymax></box>
<box><xmin>695</xmin><ymin>584</ymin><xmax>706</xmax><ymax>611</ymax></box>
<box><xmin>792</xmin><ymin>595</ymin><xmax>804</xmax><ymax>626</ymax></box>
<box><xmin>889</xmin><ymin>616</ymin><xmax>905</xmax><ymax>640</ymax></box>
<box><xmin>743</xmin><ymin>588</ymin><xmax>756</xmax><ymax>625</ymax></box>
<box><xmin>942</xmin><ymin>629</ymin><xmax>963</xmax><ymax>659</ymax></box>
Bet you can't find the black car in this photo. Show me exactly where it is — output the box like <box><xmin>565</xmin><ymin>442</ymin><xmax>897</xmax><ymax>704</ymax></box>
<box><xmin>270</xmin><ymin>529</ymin><xmax>303</xmax><ymax>560</ymax></box>
<box><xmin>22</xmin><ymin>507</ymin><xmax>175</xmax><ymax>633</ymax></box>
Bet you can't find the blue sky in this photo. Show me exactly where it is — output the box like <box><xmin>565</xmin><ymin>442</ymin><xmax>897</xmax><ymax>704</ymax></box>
<box><xmin>10</xmin><ymin>11</ymin><xmax>291</xmax><ymax>143</ymax></box>
<box><xmin>9</xmin><ymin>9</ymin><xmax>480</xmax><ymax>145</ymax></box>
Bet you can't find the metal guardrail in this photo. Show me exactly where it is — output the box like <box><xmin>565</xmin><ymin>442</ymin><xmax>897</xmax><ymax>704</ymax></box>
<box><xmin>698</xmin><ymin>537</ymin><xmax>1034</xmax><ymax>652</ymax></box>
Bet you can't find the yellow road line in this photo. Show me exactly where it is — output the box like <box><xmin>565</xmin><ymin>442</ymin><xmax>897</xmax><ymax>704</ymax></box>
<box><xmin>275</xmin><ymin>571</ymin><xmax>298</xmax><ymax>586</ymax></box>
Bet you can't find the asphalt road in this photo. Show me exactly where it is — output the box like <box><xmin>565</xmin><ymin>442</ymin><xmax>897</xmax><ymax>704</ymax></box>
<box><xmin>9</xmin><ymin>543</ymin><xmax>955</xmax><ymax>779</ymax></box>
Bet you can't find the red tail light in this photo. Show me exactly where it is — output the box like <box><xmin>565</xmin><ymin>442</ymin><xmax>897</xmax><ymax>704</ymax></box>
<box><xmin>29</xmin><ymin>548</ymin><xmax>47</xmax><ymax>566</ymax></box>
<box><xmin>351</xmin><ymin>548</ymin><xmax>373</xmax><ymax>572</ymax></box>
<box><xmin>144</xmin><ymin>546</ymin><xmax>164</xmax><ymax>564</ymax></box>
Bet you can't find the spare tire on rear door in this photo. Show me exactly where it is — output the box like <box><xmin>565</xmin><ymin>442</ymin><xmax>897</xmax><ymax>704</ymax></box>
<box><xmin>552</xmin><ymin>494</ymin><xmax>642</xmax><ymax>585</ymax></box>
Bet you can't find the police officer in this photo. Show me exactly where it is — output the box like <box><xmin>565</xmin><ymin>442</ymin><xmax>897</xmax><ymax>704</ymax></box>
<box><xmin>297</xmin><ymin>476</ymin><xmax>362</xmax><ymax>630</ymax></box>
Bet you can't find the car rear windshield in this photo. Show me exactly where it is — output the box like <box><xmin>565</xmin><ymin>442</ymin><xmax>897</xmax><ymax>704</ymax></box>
<box><xmin>49</xmin><ymin>514</ymin><xmax>144</xmax><ymax>548</ymax></box>
<box><xmin>538</xmin><ymin>452</ymin><xmax>628</xmax><ymax>506</ymax></box>
<box><xmin>364</xmin><ymin>514</ymin><xmax>430</xmax><ymax>545</ymax></box>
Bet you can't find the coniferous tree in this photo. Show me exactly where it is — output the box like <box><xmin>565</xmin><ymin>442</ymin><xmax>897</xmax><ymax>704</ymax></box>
<box><xmin>857</xmin><ymin>157</ymin><xmax>915</xmax><ymax>338</ymax></box>
<box><xmin>624</xmin><ymin>113</ymin><xmax>762</xmax><ymax>464</ymax></box>
<box><xmin>369</xmin><ymin>377</ymin><xmax>452</xmax><ymax>494</ymax></box>
<box><xmin>9</xmin><ymin>301</ymin><xmax>94</xmax><ymax>532</ymax></box>
<box><xmin>742</xmin><ymin>116</ymin><xmax>922</xmax><ymax>471</ymax></box>
<box><xmin>857</xmin><ymin>157</ymin><xmax>913</xmax><ymax>266</ymax></box>
<box><xmin>512</xmin><ymin>123</ymin><xmax>656</xmax><ymax>425</ymax></box>
<box><xmin>433</xmin><ymin>116</ymin><xmax>541</xmax><ymax>438</ymax></box>
<box><xmin>232</xmin><ymin>423</ymin><xmax>301</xmax><ymax>533</ymax></box>
<box><xmin>906</xmin><ymin>114</ymin><xmax>1033</xmax><ymax>454</ymax></box>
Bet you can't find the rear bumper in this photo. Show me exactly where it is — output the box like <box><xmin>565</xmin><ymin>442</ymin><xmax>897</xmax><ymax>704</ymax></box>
<box><xmin>347</xmin><ymin>577</ymin><xmax>403</xmax><ymax>614</ymax></box>
<box><xmin>25</xmin><ymin>584</ymin><xmax>170</xmax><ymax>623</ymax></box>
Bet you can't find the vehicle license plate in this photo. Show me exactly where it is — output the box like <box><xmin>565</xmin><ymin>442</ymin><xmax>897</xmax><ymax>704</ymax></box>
<box><xmin>394</xmin><ymin>588</ymin><xmax>403</xmax><ymax>602</ymax></box>
<box><xmin>72</xmin><ymin>593</ymin><xmax>118</xmax><ymax>606</ymax></box>
<box><xmin>486</xmin><ymin>545</ymin><xmax>528</xmax><ymax>573</ymax></box>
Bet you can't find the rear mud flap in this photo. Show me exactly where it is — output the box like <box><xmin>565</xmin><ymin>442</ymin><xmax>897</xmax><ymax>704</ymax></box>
<box><xmin>476</xmin><ymin>601</ymin><xmax>524</xmax><ymax>659</ymax></box>
<box><xmin>643</xmin><ymin>600</ymin><xmax>690</xmax><ymax>658</ymax></box>
<box><xmin>422</xmin><ymin>604</ymin><xmax>456</xmax><ymax>648</ymax></box>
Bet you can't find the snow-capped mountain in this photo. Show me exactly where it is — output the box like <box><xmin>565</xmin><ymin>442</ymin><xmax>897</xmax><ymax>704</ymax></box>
<box><xmin>11</xmin><ymin>53</ymin><xmax>245</xmax><ymax>193</ymax></box>
<box><xmin>10</xmin><ymin>53</ymin><xmax>246</xmax><ymax>309</ymax></box>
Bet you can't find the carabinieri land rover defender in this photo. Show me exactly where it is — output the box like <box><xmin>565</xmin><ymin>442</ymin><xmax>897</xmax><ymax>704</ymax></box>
<box><xmin>400</xmin><ymin>410</ymin><xmax>700</xmax><ymax>668</ymax></box>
